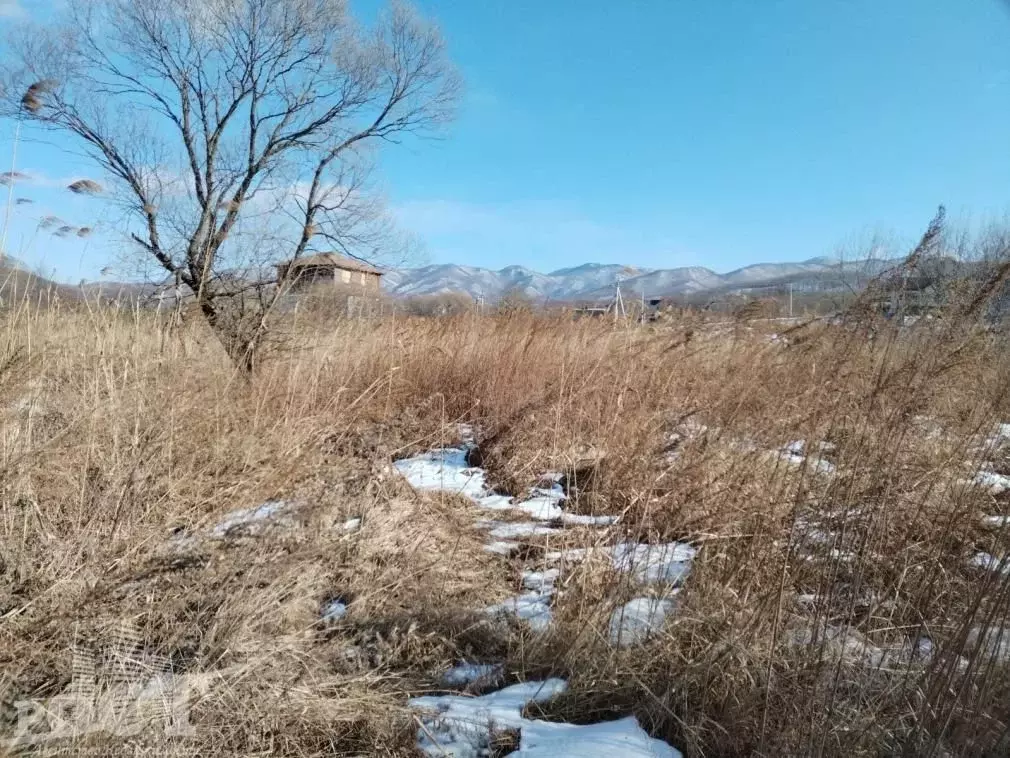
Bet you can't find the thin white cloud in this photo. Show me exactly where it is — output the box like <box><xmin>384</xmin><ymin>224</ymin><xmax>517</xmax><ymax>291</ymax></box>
<box><xmin>0</xmin><ymin>0</ymin><xmax>24</xmax><ymax>18</ymax></box>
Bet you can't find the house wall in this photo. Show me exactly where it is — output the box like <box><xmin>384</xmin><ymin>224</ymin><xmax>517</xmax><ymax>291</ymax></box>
<box><xmin>283</xmin><ymin>264</ymin><xmax>382</xmax><ymax>291</ymax></box>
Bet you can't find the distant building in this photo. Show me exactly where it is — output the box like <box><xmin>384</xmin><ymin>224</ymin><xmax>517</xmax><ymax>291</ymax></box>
<box><xmin>277</xmin><ymin>253</ymin><xmax>382</xmax><ymax>292</ymax></box>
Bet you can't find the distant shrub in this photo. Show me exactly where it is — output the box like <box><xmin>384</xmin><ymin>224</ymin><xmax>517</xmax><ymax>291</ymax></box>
<box><xmin>401</xmin><ymin>293</ymin><xmax>474</xmax><ymax>317</ymax></box>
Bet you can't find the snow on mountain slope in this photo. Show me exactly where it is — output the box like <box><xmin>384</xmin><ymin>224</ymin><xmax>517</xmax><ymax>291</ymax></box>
<box><xmin>382</xmin><ymin>256</ymin><xmax>894</xmax><ymax>301</ymax></box>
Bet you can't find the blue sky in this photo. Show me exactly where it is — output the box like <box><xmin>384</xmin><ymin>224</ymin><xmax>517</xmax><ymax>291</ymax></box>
<box><xmin>2</xmin><ymin>0</ymin><xmax>1010</xmax><ymax>280</ymax></box>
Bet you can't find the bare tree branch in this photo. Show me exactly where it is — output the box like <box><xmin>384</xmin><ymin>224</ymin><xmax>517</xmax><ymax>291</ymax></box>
<box><xmin>0</xmin><ymin>0</ymin><xmax>459</xmax><ymax>370</ymax></box>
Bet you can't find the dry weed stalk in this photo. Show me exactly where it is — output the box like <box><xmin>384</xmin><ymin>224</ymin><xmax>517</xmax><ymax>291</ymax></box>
<box><xmin>2</xmin><ymin>260</ymin><xmax>1010</xmax><ymax>755</ymax></box>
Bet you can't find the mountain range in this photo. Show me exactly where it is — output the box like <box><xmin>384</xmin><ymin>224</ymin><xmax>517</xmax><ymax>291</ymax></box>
<box><xmin>381</xmin><ymin>257</ymin><xmax>898</xmax><ymax>302</ymax></box>
<box><xmin>0</xmin><ymin>254</ymin><xmax>902</xmax><ymax>304</ymax></box>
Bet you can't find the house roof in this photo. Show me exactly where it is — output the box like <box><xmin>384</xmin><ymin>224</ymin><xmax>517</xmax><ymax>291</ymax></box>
<box><xmin>279</xmin><ymin>253</ymin><xmax>383</xmax><ymax>276</ymax></box>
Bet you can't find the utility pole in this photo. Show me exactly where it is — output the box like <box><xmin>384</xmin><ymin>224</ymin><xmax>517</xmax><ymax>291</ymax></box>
<box><xmin>613</xmin><ymin>276</ymin><xmax>626</xmax><ymax>324</ymax></box>
<box><xmin>789</xmin><ymin>283</ymin><xmax>794</xmax><ymax>319</ymax></box>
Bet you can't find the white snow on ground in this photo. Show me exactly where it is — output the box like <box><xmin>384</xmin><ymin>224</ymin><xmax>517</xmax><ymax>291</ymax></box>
<box><xmin>166</xmin><ymin>531</ymin><xmax>201</xmax><ymax>553</ymax></box>
<box><xmin>486</xmin><ymin>592</ymin><xmax>554</xmax><ymax>631</ymax></box>
<box><xmin>411</xmin><ymin>679</ymin><xmax>567</xmax><ymax>757</ymax></box>
<box><xmin>611</xmin><ymin>542</ymin><xmax>697</xmax><ymax>585</ymax></box>
<box><xmin>396</xmin><ymin>432</ymin><xmax>686</xmax><ymax>753</ymax></box>
<box><xmin>211</xmin><ymin>500</ymin><xmax>292</xmax><ymax>537</ymax></box>
<box><xmin>518</xmin><ymin>715</ymin><xmax>683</xmax><ymax>757</ymax></box>
<box><xmin>511</xmin><ymin>494</ymin><xmax>565</xmax><ymax>521</ymax></box>
<box><xmin>786</xmin><ymin>440</ymin><xmax>837</xmax><ymax>455</ymax></box>
<box><xmin>969</xmin><ymin>551</ymin><xmax>1010</xmax><ymax>575</ymax></box>
<box><xmin>982</xmin><ymin>515</ymin><xmax>1010</xmax><ymax>528</ymax></box>
<box><xmin>476</xmin><ymin>494</ymin><xmax>516</xmax><ymax>510</ymax></box>
<box><xmin>484</xmin><ymin>541</ymin><xmax>520</xmax><ymax>555</ymax></box>
<box><xmin>394</xmin><ymin>448</ymin><xmax>489</xmax><ymax>499</ymax></box>
<box><xmin>477</xmin><ymin>521</ymin><xmax>562</xmax><ymax>539</ymax></box>
<box><xmin>544</xmin><ymin>547</ymin><xmax>598</xmax><ymax>563</ymax></box>
<box><xmin>609</xmin><ymin>597</ymin><xmax>677</xmax><ymax>647</ymax></box>
<box><xmin>441</xmin><ymin>663</ymin><xmax>503</xmax><ymax>688</ymax></box>
<box><xmin>809</xmin><ymin>458</ymin><xmax>837</xmax><ymax>475</ymax></box>
<box><xmin>785</xmin><ymin>624</ymin><xmax>937</xmax><ymax>670</ymax></box>
<box><xmin>395</xmin><ymin>447</ymin><xmax>576</xmax><ymax>523</ymax></box>
<box><xmin>340</xmin><ymin>517</ymin><xmax>362</xmax><ymax>532</ymax></box>
<box><xmin>320</xmin><ymin>599</ymin><xmax>347</xmax><ymax>622</ymax></box>
<box><xmin>972</xmin><ymin>470</ymin><xmax>1010</xmax><ymax>495</ymax></box>
<box><xmin>801</xmin><ymin>549</ymin><xmax>857</xmax><ymax>563</ymax></box>
<box><xmin>786</xmin><ymin>625</ymin><xmax>887</xmax><ymax>668</ymax></box>
<box><xmin>779</xmin><ymin>450</ymin><xmax>837</xmax><ymax>475</ymax></box>
<box><xmin>410</xmin><ymin>679</ymin><xmax>681</xmax><ymax>758</ymax></box>
<box><xmin>533</xmin><ymin>481</ymin><xmax>566</xmax><ymax>499</ymax></box>
<box><xmin>522</xmin><ymin>569</ymin><xmax>560</xmax><ymax>592</ymax></box>
<box><xmin>561</xmin><ymin>513</ymin><xmax>620</xmax><ymax>527</ymax></box>
<box><xmin>982</xmin><ymin>423</ymin><xmax>1010</xmax><ymax>452</ymax></box>
<box><xmin>966</xmin><ymin>625</ymin><xmax>1010</xmax><ymax>662</ymax></box>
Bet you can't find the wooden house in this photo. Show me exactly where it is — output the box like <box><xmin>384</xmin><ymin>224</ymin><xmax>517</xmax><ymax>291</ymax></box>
<box><xmin>277</xmin><ymin>253</ymin><xmax>383</xmax><ymax>292</ymax></box>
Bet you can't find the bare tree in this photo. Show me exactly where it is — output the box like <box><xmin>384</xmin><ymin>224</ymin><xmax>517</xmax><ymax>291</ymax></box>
<box><xmin>0</xmin><ymin>0</ymin><xmax>458</xmax><ymax>370</ymax></box>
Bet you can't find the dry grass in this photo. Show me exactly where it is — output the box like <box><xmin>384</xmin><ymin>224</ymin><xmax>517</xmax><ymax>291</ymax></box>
<box><xmin>3</xmin><ymin>294</ymin><xmax>1010</xmax><ymax>756</ymax></box>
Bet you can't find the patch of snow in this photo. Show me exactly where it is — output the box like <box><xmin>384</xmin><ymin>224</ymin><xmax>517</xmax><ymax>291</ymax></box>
<box><xmin>825</xmin><ymin>506</ymin><xmax>867</xmax><ymax>520</ymax></box>
<box><xmin>211</xmin><ymin>500</ymin><xmax>292</xmax><ymax>538</ymax></box>
<box><xmin>522</xmin><ymin>569</ymin><xmax>560</xmax><ymax>592</ymax></box>
<box><xmin>969</xmin><ymin>551</ymin><xmax>1010</xmax><ymax>575</ymax></box>
<box><xmin>779</xmin><ymin>450</ymin><xmax>806</xmax><ymax>466</ymax></box>
<box><xmin>532</xmin><ymin>481</ymin><xmax>567</xmax><ymax>500</ymax></box>
<box><xmin>394</xmin><ymin>448</ymin><xmax>489</xmax><ymax>499</ymax></box>
<box><xmin>512</xmin><ymin>494</ymin><xmax>565</xmax><ymax>521</ymax></box>
<box><xmin>913</xmin><ymin>636</ymin><xmax>934</xmax><ymax>659</ymax></box>
<box><xmin>811</xmin><ymin>458</ymin><xmax>837</xmax><ymax>475</ymax></box>
<box><xmin>785</xmin><ymin>440</ymin><xmax>806</xmax><ymax>454</ymax></box>
<box><xmin>982</xmin><ymin>423</ymin><xmax>1010</xmax><ymax>452</ymax></box>
<box><xmin>966</xmin><ymin>625</ymin><xmax>1010</xmax><ymax>662</ymax></box>
<box><xmin>800</xmin><ymin>549</ymin><xmax>857</xmax><ymax>563</ymax></box>
<box><xmin>479</xmin><ymin>521</ymin><xmax>561</xmax><ymax>540</ymax></box>
<box><xmin>778</xmin><ymin>449</ymin><xmax>836</xmax><ymax>475</ymax></box>
<box><xmin>441</xmin><ymin>663</ymin><xmax>503</xmax><ymax>688</ymax></box>
<box><xmin>973</xmin><ymin>470</ymin><xmax>1010</xmax><ymax>495</ymax></box>
<box><xmin>340</xmin><ymin>517</ymin><xmax>362</xmax><ymax>532</ymax></box>
<box><xmin>165</xmin><ymin>529</ymin><xmax>201</xmax><ymax>553</ymax></box>
<box><xmin>786</xmin><ymin>625</ymin><xmax>935</xmax><ymax>670</ymax></box>
<box><xmin>484</xmin><ymin>541</ymin><xmax>520</xmax><ymax>556</ymax></box>
<box><xmin>560</xmin><ymin>513</ymin><xmax>620</xmax><ymax>527</ymax></box>
<box><xmin>609</xmin><ymin>597</ymin><xmax>677</xmax><ymax>647</ymax></box>
<box><xmin>410</xmin><ymin>679</ymin><xmax>567</xmax><ymax>757</ymax></box>
<box><xmin>321</xmin><ymin>599</ymin><xmax>347</xmax><ymax>622</ymax></box>
<box><xmin>982</xmin><ymin>515</ymin><xmax>1010</xmax><ymax>528</ymax></box>
<box><xmin>486</xmin><ymin>592</ymin><xmax>553</xmax><ymax>631</ymax></box>
<box><xmin>786</xmin><ymin>624</ymin><xmax>886</xmax><ymax>668</ymax></box>
<box><xmin>544</xmin><ymin>547</ymin><xmax>600</xmax><ymax>563</ymax></box>
<box><xmin>518</xmin><ymin>716</ymin><xmax>683</xmax><ymax>757</ymax></box>
<box><xmin>611</xmin><ymin>542</ymin><xmax>697</xmax><ymax>585</ymax></box>
<box><xmin>912</xmin><ymin>415</ymin><xmax>946</xmax><ymax>440</ymax></box>
<box><xmin>476</xmin><ymin>494</ymin><xmax>515</xmax><ymax>511</ymax></box>
<box><xmin>795</xmin><ymin>522</ymin><xmax>834</xmax><ymax>545</ymax></box>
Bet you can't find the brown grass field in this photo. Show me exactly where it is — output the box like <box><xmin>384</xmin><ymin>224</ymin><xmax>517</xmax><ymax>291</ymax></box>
<box><xmin>4</xmin><ymin>292</ymin><xmax>1010</xmax><ymax>756</ymax></box>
